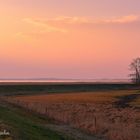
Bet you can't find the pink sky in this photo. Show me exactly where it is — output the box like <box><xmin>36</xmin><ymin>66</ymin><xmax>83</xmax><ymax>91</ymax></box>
<box><xmin>0</xmin><ymin>0</ymin><xmax>140</xmax><ymax>79</ymax></box>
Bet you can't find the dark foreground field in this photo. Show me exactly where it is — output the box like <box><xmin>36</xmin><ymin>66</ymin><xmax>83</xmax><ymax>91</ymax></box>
<box><xmin>0</xmin><ymin>83</ymin><xmax>139</xmax><ymax>140</ymax></box>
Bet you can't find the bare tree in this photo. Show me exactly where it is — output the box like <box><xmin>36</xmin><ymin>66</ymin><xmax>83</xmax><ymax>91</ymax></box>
<box><xmin>130</xmin><ymin>58</ymin><xmax>140</xmax><ymax>84</ymax></box>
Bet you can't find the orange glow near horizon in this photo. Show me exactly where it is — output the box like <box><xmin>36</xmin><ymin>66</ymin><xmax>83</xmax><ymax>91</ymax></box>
<box><xmin>0</xmin><ymin>0</ymin><xmax>140</xmax><ymax>79</ymax></box>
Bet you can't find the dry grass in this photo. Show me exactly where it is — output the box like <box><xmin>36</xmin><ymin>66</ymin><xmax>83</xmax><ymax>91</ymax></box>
<box><xmin>9</xmin><ymin>90</ymin><xmax>137</xmax><ymax>103</ymax></box>
<box><xmin>131</xmin><ymin>96</ymin><xmax>140</xmax><ymax>108</ymax></box>
<box><xmin>3</xmin><ymin>90</ymin><xmax>140</xmax><ymax>140</ymax></box>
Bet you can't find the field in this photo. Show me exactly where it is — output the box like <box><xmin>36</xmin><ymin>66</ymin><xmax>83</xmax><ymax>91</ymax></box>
<box><xmin>0</xmin><ymin>83</ymin><xmax>140</xmax><ymax>140</ymax></box>
<box><xmin>0</xmin><ymin>83</ymin><xmax>134</xmax><ymax>96</ymax></box>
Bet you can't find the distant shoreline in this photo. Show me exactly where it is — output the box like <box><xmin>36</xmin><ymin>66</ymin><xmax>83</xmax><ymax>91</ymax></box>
<box><xmin>0</xmin><ymin>79</ymin><xmax>130</xmax><ymax>83</ymax></box>
<box><xmin>0</xmin><ymin>81</ymin><xmax>132</xmax><ymax>86</ymax></box>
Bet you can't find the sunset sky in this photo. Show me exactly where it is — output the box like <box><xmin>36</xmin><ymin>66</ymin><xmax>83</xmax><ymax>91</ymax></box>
<box><xmin>0</xmin><ymin>0</ymin><xmax>140</xmax><ymax>79</ymax></box>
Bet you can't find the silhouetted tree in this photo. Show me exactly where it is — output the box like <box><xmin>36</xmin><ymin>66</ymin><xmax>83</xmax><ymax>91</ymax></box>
<box><xmin>130</xmin><ymin>58</ymin><xmax>140</xmax><ymax>84</ymax></box>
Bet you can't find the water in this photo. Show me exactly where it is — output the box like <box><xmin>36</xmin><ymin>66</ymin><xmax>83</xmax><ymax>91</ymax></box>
<box><xmin>0</xmin><ymin>79</ymin><xmax>130</xmax><ymax>83</ymax></box>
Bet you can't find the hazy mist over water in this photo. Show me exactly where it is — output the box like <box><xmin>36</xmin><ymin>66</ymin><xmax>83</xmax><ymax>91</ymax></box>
<box><xmin>0</xmin><ymin>79</ymin><xmax>130</xmax><ymax>83</ymax></box>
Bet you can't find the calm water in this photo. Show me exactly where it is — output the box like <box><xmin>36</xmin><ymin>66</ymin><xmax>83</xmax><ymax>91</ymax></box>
<box><xmin>0</xmin><ymin>79</ymin><xmax>130</xmax><ymax>83</ymax></box>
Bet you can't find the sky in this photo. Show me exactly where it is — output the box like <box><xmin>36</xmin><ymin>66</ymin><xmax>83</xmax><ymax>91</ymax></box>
<box><xmin>0</xmin><ymin>0</ymin><xmax>140</xmax><ymax>79</ymax></box>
